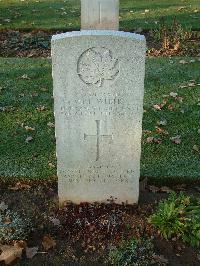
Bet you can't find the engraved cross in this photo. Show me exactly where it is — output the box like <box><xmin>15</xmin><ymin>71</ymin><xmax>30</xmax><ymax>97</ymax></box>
<box><xmin>84</xmin><ymin>120</ymin><xmax>113</xmax><ymax>161</ymax></box>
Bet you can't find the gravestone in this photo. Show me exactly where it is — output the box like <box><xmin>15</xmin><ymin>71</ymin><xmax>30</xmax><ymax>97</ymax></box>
<box><xmin>81</xmin><ymin>0</ymin><xmax>119</xmax><ymax>30</ymax></box>
<box><xmin>52</xmin><ymin>2</ymin><xmax>146</xmax><ymax>206</ymax></box>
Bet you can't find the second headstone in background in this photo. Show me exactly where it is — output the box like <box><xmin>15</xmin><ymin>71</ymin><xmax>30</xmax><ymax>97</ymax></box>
<box><xmin>81</xmin><ymin>0</ymin><xmax>119</xmax><ymax>30</ymax></box>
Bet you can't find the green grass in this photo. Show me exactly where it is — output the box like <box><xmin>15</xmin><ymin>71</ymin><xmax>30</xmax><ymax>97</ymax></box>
<box><xmin>0</xmin><ymin>57</ymin><xmax>199</xmax><ymax>184</ymax></box>
<box><xmin>0</xmin><ymin>0</ymin><xmax>199</xmax><ymax>31</ymax></box>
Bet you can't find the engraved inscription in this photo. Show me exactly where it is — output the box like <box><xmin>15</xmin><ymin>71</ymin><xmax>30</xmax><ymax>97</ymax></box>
<box><xmin>77</xmin><ymin>47</ymin><xmax>119</xmax><ymax>87</ymax></box>
<box><xmin>59</xmin><ymin>167</ymin><xmax>134</xmax><ymax>183</ymax></box>
<box><xmin>60</xmin><ymin>96</ymin><xmax>139</xmax><ymax>117</ymax></box>
<box><xmin>84</xmin><ymin>120</ymin><xmax>113</xmax><ymax>161</ymax></box>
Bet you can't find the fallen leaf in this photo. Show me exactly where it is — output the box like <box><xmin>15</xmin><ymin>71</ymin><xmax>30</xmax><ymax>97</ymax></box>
<box><xmin>180</xmin><ymin>109</ymin><xmax>185</xmax><ymax>114</ymax></box>
<box><xmin>171</xmin><ymin>135</ymin><xmax>181</xmax><ymax>144</ymax></box>
<box><xmin>153</xmin><ymin>104</ymin><xmax>162</xmax><ymax>110</ymax></box>
<box><xmin>179</xmin><ymin>84</ymin><xmax>188</xmax><ymax>89</ymax></box>
<box><xmin>147</xmin><ymin>137</ymin><xmax>162</xmax><ymax>144</ymax></box>
<box><xmin>36</xmin><ymin>106</ymin><xmax>45</xmax><ymax>112</ymax></box>
<box><xmin>153</xmin><ymin>137</ymin><xmax>162</xmax><ymax>144</ymax></box>
<box><xmin>192</xmin><ymin>145</ymin><xmax>199</xmax><ymax>152</ymax></box>
<box><xmin>0</xmin><ymin>243</ymin><xmax>23</xmax><ymax>265</ymax></box>
<box><xmin>47</xmin><ymin>122</ymin><xmax>55</xmax><ymax>128</ymax></box>
<box><xmin>20</xmin><ymin>74</ymin><xmax>30</xmax><ymax>80</ymax></box>
<box><xmin>26</xmin><ymin>246</ymin><xmax>38</xmax><ymax>259</ymax></box>
<box><xmin>4</xmin><ymin>217</ymin><xmax>12</xmax><ymax>225</ymax></box>
<box><xmin>157</xmin><ymin>119</ymin><xmax>167</xmax><ymax>126</ymax></box>
<box><xmin>155</xmin><ymin>127</ymin><xmax>168</xmax><ymax>135</ymax></box>
<box><xmin>42</xmin><ymin>235</ymin><xmax>56</xmax><ymax>251</ymax></box>
<box><xmin>177</xmin><ymin>6</ymin><xmax>186</xmax><ymax>11</ymax></box>
<box><xmin>40</xmin><ymin>87</ymin><xmax>48</xmax><ymax>92</ymax></box>
<box><xmin>31</xmin><ymin>92</ymin><xmax>39</xmax><ymax>97</ymax></box>
<box><xmin>177</xmin><ymin>96</ymin><xmax>183</xmax><ymax>103</ymax></box>
<box><xmin>168</xmin><ymin>104</ymin><xmax>174</xmax><ymax>110</ymax></box>
<box><xmin>179</xmin><ymin>59</ymin><xmax>187</xmax><ymax>64</ymax></box>
<box><xmin>3</xmin><ymin>19</ymin><xmax>11</xmax><ymax>23</ymax></box>
<box><xmin>146</xmin><ymin>137</ymin><xmax>154</xmax><ymax>143</ymax></box>
<box><xmin>25</xmin><ymin>136</ymin><xmax>33</xmax><ymax>143</ymax></box>
<box><xmin>48</xmin><ymin>162</ymin><xmax>55</xmax><ymax>168</ymax></box>
<box><xmin>143</xmin><ymin>129</ymin><xmax>152</xmax><ymax>134</ymax></box>
<box><xmin>170</xmin><ymin>92</ymin><xmax>178</xmax><ymax>98</ymax></box>
<box><xmin>0</xmin><ymin>202</ymin><xmax>8</xmax><ymax>212</ymax></box>
<box><xmin>160</xmin><ymin>186</ymin><xmax>173</xmax><ymax>193</ymax></box>
<box><xmin>10</xmin><ymin>182</ymin><xmax>31</xmax><ymax>191</ymax></box>
<box><xmin>24</xmin><ymin>126</ymin><xmax>35</xmax><ymax>132</ymax></box>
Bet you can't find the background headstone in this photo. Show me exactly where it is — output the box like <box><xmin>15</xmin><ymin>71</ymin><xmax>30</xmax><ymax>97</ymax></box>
<box><xmin>52</xmin><ymin>31</ymin><xmax>146</xmax><ymax>205</ymax></box>
<box><xmin>81</xmin><ymin>0</ymin><xmax>119</xmax><ymax>30</ymax></box>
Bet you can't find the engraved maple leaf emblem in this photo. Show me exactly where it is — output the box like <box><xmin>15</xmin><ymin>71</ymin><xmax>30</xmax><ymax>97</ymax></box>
<box><xmin>77</xmin><ymin>47</ymin><xmax>119</xmax><ymax>87</ymax></box>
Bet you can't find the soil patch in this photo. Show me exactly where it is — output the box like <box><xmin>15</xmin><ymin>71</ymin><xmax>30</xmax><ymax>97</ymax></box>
<box><xmin>0</xmin><ymin>181</ymin><xmax>199</xmax><ymax>265</ymax></box>
<box><xmin>0</xmin><ymin>29</ymin><xmax>199</xmax><ymax>58</ymax></box>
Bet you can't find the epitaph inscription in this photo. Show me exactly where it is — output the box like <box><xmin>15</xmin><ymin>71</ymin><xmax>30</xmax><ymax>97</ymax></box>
<box><xmin>77</xmin><ymin>47</ymin><xmax>119</xmax><ymax>87</ymax></box>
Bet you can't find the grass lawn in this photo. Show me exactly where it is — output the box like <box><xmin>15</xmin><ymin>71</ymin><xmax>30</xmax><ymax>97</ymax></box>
<box><xmin>0</xmin><ymin>57</ymin><xmax>199</xmax><ymax>184</ymax></box>
<box><xmin>0</xmin><ymin>0</ymin><xmax>199</xmax><ymax>31</ymax></box>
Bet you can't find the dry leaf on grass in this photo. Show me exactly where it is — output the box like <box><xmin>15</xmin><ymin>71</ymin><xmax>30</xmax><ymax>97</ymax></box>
<box><xmin>47</xmin><ymin>122</ymin><xmax>55</xmax><ymax>128</ymax></box>
<box><xmin>157</xmin><ymin>119</ymin><xmax>167</xmax><ymax>126</ymax></box>
<box><xmin>24</xmin><ymin>126</ymin><xmax>35</xmax><ymax>132</ymax></box>
<box><xmin>170</xmin><ymin>92</ymin><xmax>178</xmax><ymax>98</ymax></box>
<box><xmin>48</xmin><ymin>162</ymin><xmax>55</xmax><ymax>168</ymax></box>
<box><xmin>42</xmin><ymin>235</ymin><xmax>56</xmax><ymax>251</ymax></box>
<box><xmin>179</xmin><ymin>59</ymin><xmax>187</xmax><ymax>64</ymax></box>
<box><xmin>146</xmin><ymin>137</ymin><xmax>162</xmax><ymax>144</ymax></box>
<box><xmin>0</xmin><ymin>243</ymin><xmax>23</xmax><ymax>265</ymax></box>
<box><xmin>170</xmin><ymin>135</ymin><xmax>181</xmax><ymax>144</ymax></box>
<box><xmin>146</xmin><ymin>137</ymin><xmax>154</xmax><ymax>143</ymax></box>
<box><xmin>26</xmin><ymin>246</ymin><xmax>38</xmax><ymax>259</ymax></box>
<box><xmin>155</xmin><ymin>127</ymin><xmax>168</xmax><ymax>135</ymax></box>
<box><xmin>25</xmin><ymin>136</ymin><xmax>33</xmax><ymax>143</ymax></box>
<box><xmin>36</xmin><ymin>106</ymin><xmax>45</xmax><ymax>112</ymax></box>
<box><xmin>20</xmin><ymin>74</ymin><xmax>31</xmax><ymax>80</ymax></box>
<box><xmin>192</xmin><ymin>145</ymin><xmax>199</xmax><ymax>152</ymax></box>
<box><xmin>153</xmin><ymin>104</ymin><xmax>162</xmax><ymax>110</ymax></box>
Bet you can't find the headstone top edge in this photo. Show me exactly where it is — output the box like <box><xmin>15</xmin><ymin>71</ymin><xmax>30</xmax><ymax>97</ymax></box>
<box><xmin>51</xmin><ymin>30</ymin><xmax>146</xmax><ymax>43</ymax></box>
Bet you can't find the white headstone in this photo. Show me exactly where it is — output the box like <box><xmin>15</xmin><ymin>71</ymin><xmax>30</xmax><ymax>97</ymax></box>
<box><xmin>52</xmin><ymin>31</ymin><xmax>146</xmax><ymax>205</ymax></box>
<box><xmin>81</xmin><ymin>0</ymin><xmax>119</xmax><ymax>30</ymax></box>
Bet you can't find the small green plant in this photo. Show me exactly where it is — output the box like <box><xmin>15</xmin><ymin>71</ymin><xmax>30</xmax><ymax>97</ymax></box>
<box><xmin>149</xmin><ymin>193</ymin><xmax>200</xmax><ymax>247</ymax></box>
<box><xmin>0</xmin><ymin>209</ymin><xmax>31</xmax><ymax>242</ymax></box>
<box><xmin>107</xmin><ymin>238</ymin><xmax>158</xmax><ymax>266</ymax></box>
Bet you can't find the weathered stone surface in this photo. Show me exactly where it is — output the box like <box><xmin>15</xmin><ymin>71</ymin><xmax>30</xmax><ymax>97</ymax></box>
<box><xmin>81</xmin><ymin>0</ymin><xmax>119</xmax><ymax>30</ymax></box>
<box><xmin>52</xmin><ymin>30</ymin><xmax>146</xmax><ymax>205</ymax></box>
